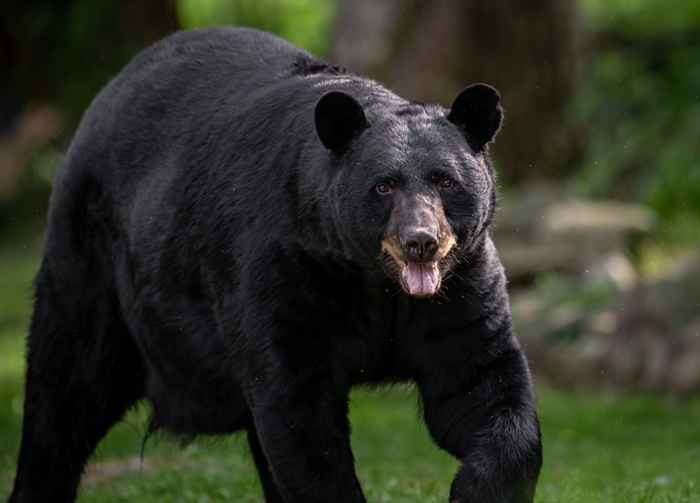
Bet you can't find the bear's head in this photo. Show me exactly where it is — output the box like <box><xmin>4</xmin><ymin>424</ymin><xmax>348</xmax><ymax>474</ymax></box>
<box><xmin>314</xmin><ymin>84</ymin><xmax>502</xmax><ymax>298</ymax></box>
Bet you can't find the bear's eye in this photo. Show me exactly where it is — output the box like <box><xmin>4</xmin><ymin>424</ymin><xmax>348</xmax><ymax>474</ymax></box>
<box><xmin>375</xmin><ymin>181</ymin><xmax>394</xmax><ymax>195</ymax></box>
<box><xmin>436</xmin><ymin>175</ymin><xmax>455</xmax><ymax>189</ymax></box>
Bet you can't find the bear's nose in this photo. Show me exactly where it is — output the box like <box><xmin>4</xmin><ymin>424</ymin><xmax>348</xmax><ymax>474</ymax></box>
<box><xmin>403</xmin><ymin>230</ymin><xmax>439</xmax><ymax>262</ymax></box>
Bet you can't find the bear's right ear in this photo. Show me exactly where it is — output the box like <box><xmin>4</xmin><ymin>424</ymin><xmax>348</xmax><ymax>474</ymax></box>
<box><xmin>315</xmin><ymin>91</ymin><xmax>370</xmax><ymax>153</ymax></box>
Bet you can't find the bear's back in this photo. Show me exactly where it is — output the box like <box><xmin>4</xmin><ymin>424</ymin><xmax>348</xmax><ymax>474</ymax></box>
<box><xmin>121</xmin><ymin>27</ymin><xmax>308</xmax><ymax>84</ymax></box>
<box><xmin>50</xmin><ymin>28</ymin><xmax>336</xmax><ymax>230</ymax></box>
<box><xmin>58</xmin><ymin>28</ymin><xmax>315</xmax><ymax>188</ymax></box>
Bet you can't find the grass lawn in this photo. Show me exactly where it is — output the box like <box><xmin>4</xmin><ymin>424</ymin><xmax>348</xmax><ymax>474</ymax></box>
<box><xmin>1</xmin><ymin>241</ymin><xmax>699</xmax><ymax>502</ymax></box>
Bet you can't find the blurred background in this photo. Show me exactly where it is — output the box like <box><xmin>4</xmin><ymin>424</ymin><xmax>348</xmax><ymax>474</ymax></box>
<box><xmin>1</xmin><ymin>1</ymin><xmax>699</xmax><ymax>501</ymax></box>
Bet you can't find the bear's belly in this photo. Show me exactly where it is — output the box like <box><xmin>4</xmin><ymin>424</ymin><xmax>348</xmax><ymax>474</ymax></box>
<box><xmin>124</xmin><ymin>295</ymin><xmax>251</xmax><ymax>434</ymax></box>
<box><xmin>145</xmin><ymin>370</ymin><xmax>250</xmax><ymax>435</ymax></box>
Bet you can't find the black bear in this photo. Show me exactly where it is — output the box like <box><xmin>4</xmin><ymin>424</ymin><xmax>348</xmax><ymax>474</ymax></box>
<box><xmin>8</xmin><ymin>28</ymin><xmax>541</xmax><ymax>502</ymax></box>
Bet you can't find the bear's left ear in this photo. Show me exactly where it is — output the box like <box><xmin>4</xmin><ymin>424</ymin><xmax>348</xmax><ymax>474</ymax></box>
<box><xmin>315</xmin><ymin>91</ymin><xmax>370</xmax><ymax>153</ymax></box>
<box><xmin>448</xmin><ymin>83</ymin><xmax>503</xmax><ymax>151</ymax></box>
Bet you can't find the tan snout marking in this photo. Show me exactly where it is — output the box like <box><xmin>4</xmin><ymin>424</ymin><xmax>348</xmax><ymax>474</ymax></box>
<box><xmin>380</xmin><ymin>231</ymin><xmax>456</xmax><ymax>263</ymax></box>
<box><xmin>435</xmin><ymin>232</ymin><xmax>456</xmax><ymax>260</ymax></box>
<box><xmin>381</xmin><ymin>236</ymin><xmax>405</xmax><ymax>266</ymax></box>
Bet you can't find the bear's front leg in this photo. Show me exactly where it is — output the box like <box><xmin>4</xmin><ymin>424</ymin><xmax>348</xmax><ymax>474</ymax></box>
<box><xmin>238</xmin><ymin>316</ymin><xmax>365</xmax><ymax>503</ymax></box>
<box><xmin>230</xmin><ymin>248</ymin><xmax>366</xmax><ymax>503</ymax></box>
<box><xmin>244</xmin><ymin>362</ymin><xmax>364</xmax><ymax>502</ymax></box>
<box><xmin>418</xmin><ymin>334</ymin><xmax>542</xmax><ymax>503</ymax></box>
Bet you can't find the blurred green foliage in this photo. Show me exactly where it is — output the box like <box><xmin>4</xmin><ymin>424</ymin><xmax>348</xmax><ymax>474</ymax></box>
<box><xmin>584</xmin><ymin>0</ymin><xmax>700</xmax><ymax>35</ymax></box>
<box><xmin>4</xmin><ymin>1</ymin><xmax>177</xmax><ymax>129</ymax></box>
<box><xmin>575</xmin><ymin>0</ymin><xmax>700</xmax><ymax>246</ymax></box>
<box><xmin>177</xmin><ymin>0</ymin><xmax>335</xmax><ymax>55</ymax></box>
<box><xmin>533</xmin><ymin>273</ymin><xmax>617</xmax><ymax>312</ymax></box>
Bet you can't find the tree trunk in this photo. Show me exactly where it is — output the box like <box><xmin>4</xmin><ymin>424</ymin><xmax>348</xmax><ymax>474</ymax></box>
<box><xmin>0</xmin><ymin>0</ymin><xmax>179</xmax><ymax>200</ymax></box>
<box><xmin>1</xmin><ymin>0</ymin><xmax>180</xmax><ymax>129</ymax></box>
<box><xmin>332</xmin><ymin>0</ymin><xmax>583</xmax><ymax>183</ymax></box>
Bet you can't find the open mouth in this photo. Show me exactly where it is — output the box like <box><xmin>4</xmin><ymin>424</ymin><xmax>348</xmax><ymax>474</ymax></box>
<box><xmin>400</xmin><ymin>260</ymin><xmax>441</xmax><ymax>297</ymax></box>
<box><xmin>381</xmin><ymin>236</ymin><xmax>455</xmax><ymax>298</ymax></box>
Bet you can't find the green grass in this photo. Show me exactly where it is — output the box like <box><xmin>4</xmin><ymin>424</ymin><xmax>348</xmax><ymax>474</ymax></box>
<box><xmin>1</xmin><ymin>241</ymin><xmax>699</xmax><ymax>502</ymax></box>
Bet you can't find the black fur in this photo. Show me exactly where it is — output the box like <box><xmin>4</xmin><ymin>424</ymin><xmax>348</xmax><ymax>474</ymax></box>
<box><xmin>8</xmin><ymin>28</ymin><xmax>541</xmax><ymax>503</ymax></box>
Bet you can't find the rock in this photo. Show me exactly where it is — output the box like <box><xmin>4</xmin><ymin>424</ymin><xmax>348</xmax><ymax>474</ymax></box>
<box><xmin>493</xmin><ymin>183</ymin><xmax>654</xmax><ymax>284</ymax></box>
<box><xmin>586</xmin><ymin>253</ymin><xmax>637</xmax><ymax>291</ymax></box>
<box><xmin>515</xmin><ymin>252</ymin><xmax>700</xmax><ymax>395</ymax></box>
<box><xmin>541</xmin><ymin>200</ymin><xmax>655</xmax><ymax>236</ymax></box>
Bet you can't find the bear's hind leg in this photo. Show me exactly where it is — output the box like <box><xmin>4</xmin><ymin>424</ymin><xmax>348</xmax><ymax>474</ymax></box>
<box><xmin>247</xmin><ymin>427</ymin><xmax>284</xmax><ymax>503</ymax></box>
<box><xmin>8</xmin><ymin>262</ymin><xmax>145</xmax><ymax>503</ymax></box>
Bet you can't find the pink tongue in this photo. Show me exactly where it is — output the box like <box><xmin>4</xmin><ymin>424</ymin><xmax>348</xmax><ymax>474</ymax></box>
<box><xmin>402</xmin><ymin>262</ymin><xmax>440</xmax><ymax>297</ymax></box>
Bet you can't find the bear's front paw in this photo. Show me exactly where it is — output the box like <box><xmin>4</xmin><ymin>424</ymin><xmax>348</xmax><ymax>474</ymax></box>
<box><xmin>449</xmin><ymin>463</ymin><xmax>536</xmax><ymax>503</ymax></box>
